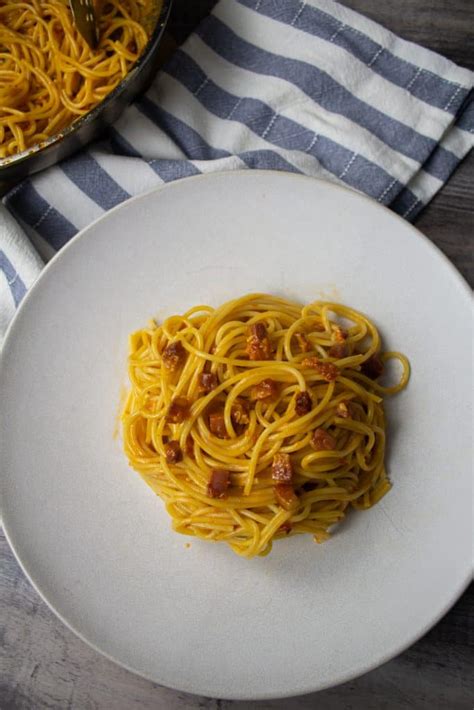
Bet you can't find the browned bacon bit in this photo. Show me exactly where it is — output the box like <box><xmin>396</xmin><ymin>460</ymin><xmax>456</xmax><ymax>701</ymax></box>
<box><xmin>295</xmin><ymin>332</ymin><xmax>311</xmax><ymax>352</ymax></box>
<box><xmin>360</xmin><ymin>354</ymin><xmax>384</xmax><ymax>379</ymax></box>
<box><xmin>167</xmin><ymin>397</ymin><xmax>191</xmax><ymax>423</ymax></box>
<box><xmin>279</xmin><ymin>521</ymin><xmax>292</xmax><ymax>534</ymax></box>
<box><xmin>185</xmin><ymin>436</ymin><xmax>195</xmax><ymax>458</ymax></box>
<box><xmin>301</xmin><ymin>357</ymin><xmax>339</xmax><ymax>382</ymax></box>
<box><xmin>246</xmin><ymin>322</ymin><xmax>272</xmax><ymax>361</ymax></box>
<box><xmin>162</xmin><ymin>340</ymin><xmax>186</xmax><ymax>371</ymax></box>
<box><xmin>336</xmin><ymin>402</ymin><xmax>351</xmax><ymax>419</ymax></box>
<box><xmin>334</xmin><ymin>326</ymin><xmax>348</xmax><ymax>343</ymax></box>
<box><xmin>274</xmin><ymin>484</ymin><xmax>299</xmax><ymax>511</ymax></box>
<box><xmin>251</xmin><ymin>378</ymin><xmax>278</xmax><ymax>401</ymax></box>
<box><xmin>251</xmin><ymin>322</ymin><xmax>267</xmax><ymax>340</ymax></box>
<box><xmin>272</xmin><ymin>452</ymin><xmax>293</xmax><ymax>483</ymax></box>
<box><xmin>209</xmin><ymin>410</ymin><xmax>228</xmax><ymax>438</ymax></box>
<box><xmin>329</xmin><ymin>342</ymin><xmax>349</xmax><ymax>359</ymax></box>
<box><xmin>207</xmin><ymin>469</ymin><xmax>230</xmax><ymax>499</ymax></box>
<box><xmin>311</xmin><ymin>428</ymin><xmax>336</xmax><ymax>451</ymax></box>
<box><xmin>310</xmin><ymin>319</ymin><xmax>325</xmax><ymax>333</ymax></box>
<box><xmin>231</xmin><ymin>399</ymin><xmax>250</xmax><ymax>426</ymax></box>
<box><xmin>165</xmin><ymin>441</ymin><xmax>182</xmax><ymax>463</ymax></box>
<box><xmin>295</xmin><ymin>391</ymin><xmax>312</xmax><ymax>415</ymax></box>
<box><xmin>198</xmin><ymin>372</ymin><xmax>218</xmax><ymax>393</ymax></box>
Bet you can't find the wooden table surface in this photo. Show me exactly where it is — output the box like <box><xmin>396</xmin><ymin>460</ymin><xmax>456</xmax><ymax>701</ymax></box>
<box><xmin>1</xmin><ymin>1</ymin><xmax>473</xmax><ymax>708</ymax></box>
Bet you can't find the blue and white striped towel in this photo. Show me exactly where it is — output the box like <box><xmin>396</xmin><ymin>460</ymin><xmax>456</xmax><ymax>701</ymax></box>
<box><xmin>1</xmin><ymin>0</ymin><xmax>473</xmax><ymax>342</ymax></box>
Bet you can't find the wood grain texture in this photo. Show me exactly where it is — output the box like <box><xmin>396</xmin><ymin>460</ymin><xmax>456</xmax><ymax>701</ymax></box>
<box><xmin>1</xmin><ymin>0</ymin><xmax>473</xmax><ymax>708</ymax></box>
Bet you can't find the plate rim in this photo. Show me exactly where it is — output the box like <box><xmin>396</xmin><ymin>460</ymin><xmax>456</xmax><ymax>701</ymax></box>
<box><xmin>1</xmin><ymin>171</ymin><xmax>471</xmax><ymax>357</ymax></box>
<box><xmin>1</xmin><ymin>519</ymin><xmax>472</xmax><ymax>701</ymax></box>
<box><xmin>0</xmin><ymin>171</ymin><xmax>472</xmax><ymax>700</ymax></box>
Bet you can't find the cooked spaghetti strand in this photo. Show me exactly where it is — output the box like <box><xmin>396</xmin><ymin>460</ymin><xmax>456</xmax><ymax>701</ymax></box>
<box><xmin>0</xmin><ymin>0</ymin><xmax>159</xmax><ymax>158</ymax></box>
<box><xmin>122</xmin><ymin>294</ymin><xmax>409</xmax><ymax>558</ymax></box>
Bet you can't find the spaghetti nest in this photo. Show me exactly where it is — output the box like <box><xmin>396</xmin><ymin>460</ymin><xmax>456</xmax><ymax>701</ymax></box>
<box><xmin>0</xmin><ymin>0</ymin><xmax>157</xmax><ymax>158</ymax></box>
<box><xmin>122</xmin><ymin>294</ymin><xmax>409</xmax><ymax>558</ymax></box>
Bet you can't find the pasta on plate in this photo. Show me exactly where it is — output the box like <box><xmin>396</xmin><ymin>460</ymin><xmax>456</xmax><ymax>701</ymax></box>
<box><xmin>122</xmin><ymin>294</ymin><xmax>409</xmax><ymax>558</ymax></box>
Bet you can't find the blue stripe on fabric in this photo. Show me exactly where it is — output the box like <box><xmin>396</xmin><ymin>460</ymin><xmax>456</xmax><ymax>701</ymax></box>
<box><xmin>166</xmin><ymin>50</ymin><xmax>404</xmax><ymax>201</ymax></box>
<box><xmin>0</xmin><ymin>250</ymin><xmax>26</xmax><ymax>306</ymax></box>
<box><xmin>108</xmin><ymin>127</ymin><xmax>142</xmax><ymax>157</ymax></box>
<box><xmin>110</xmin><ymin>126</ymin><xmax>202</xmax><ymax>180</ymax></box>
<box><xmin>239</xmin><ymin>149</ymin><xmax>301</xmax><ymax>172</ymax></box>
<box><xmin>422</xmin><ymin>145</ymin><xmax>460</xmax><ymax>182</ymax></box>
<box><xmin>196</xmin><ymin>16</ymin><xmax>438</xmax><ymax>165</ymax></box>
<box><xmin>136</xmin><ymin>97</ymin><xmax>231</xmax><ymax>160</ymax></box>
<box><xmin>60</xmin><ymin>152</ymin><xmax>130</xmax><ymax>210</ymax></box>
<box><xmin>390</xmin><ymin>187</ymin><xmax>423</xmax><ymax>220</ymax></box>
<box><xmin>456</xmin><ymin>93</ymin><xmax>474</xmax><ymax>132</ymax></box>
<box><xmin>148</xmin><ymin>159</ymin><xmax>201</xmax><ymax>182</ymax></box>
<box><xmin>137</xmin><ymin>94</ymin><xmax>302</xmax><ymax>177</ymax></box>
<box><xmin>238</xmin><ymin>0</ymin><xmax>471</xmax><ymax>116</ymax></box>
<box><xmin>419</xmin><ymin>96</ymin><xmax>473</xmax><ymax>181</ymax></box>
<box><xmin>5</xmin><ymin>181</ymin><xmax>77</xmax><ymax>250</ymax></box>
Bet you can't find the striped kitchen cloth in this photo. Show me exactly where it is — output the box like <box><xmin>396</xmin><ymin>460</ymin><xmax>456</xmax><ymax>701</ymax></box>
<box><xmin>1</xmin><ymin>0</ymin><xmax>473</xmax><ymax>341</ymax></box>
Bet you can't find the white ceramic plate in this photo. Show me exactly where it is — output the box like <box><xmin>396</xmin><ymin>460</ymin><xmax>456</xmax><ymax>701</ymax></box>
<box><xmin>0</xmin><ymin>172</ymin><xmax>472</xmax><ymax>700</ymax></box>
